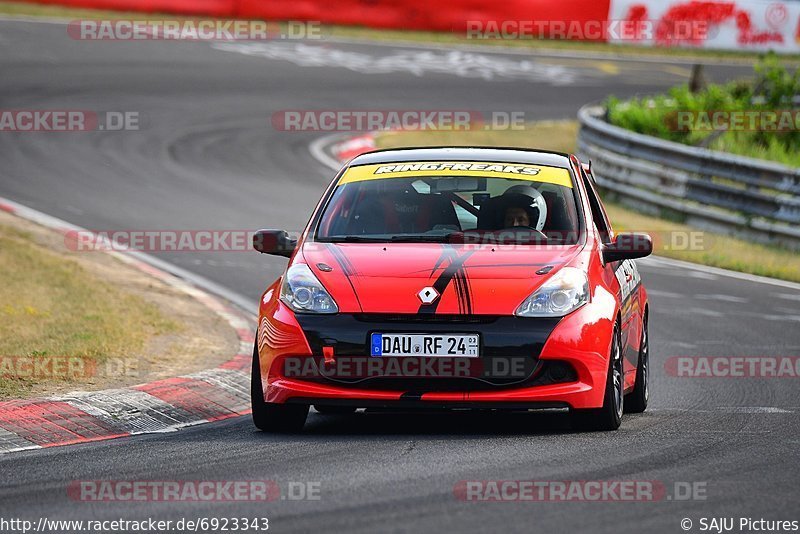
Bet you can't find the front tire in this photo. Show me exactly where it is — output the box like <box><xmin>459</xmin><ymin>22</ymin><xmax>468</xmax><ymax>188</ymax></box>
<box><xmin>625</xmin><ymin>313</ymin><xmax>649</xmax><ymax>414</ymax></box>
<box><xmin>571</xmin><ymin>323</ymin><xmax>623</xmax><ymax>431</ymax></box>
<box><xmin>251</xmin><ymin>341</ymin><xmax>308</xmax><ymax>432</ymax></box>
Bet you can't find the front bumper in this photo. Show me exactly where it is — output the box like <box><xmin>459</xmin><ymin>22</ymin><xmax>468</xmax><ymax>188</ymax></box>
<box><xmin>257</xmin><ymin>298</ymin><xmax>614</xmax><ymax>410</ymax></box>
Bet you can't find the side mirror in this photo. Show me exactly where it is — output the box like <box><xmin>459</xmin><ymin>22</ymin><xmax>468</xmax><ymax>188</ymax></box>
<box><xmin>602</xmin><ymin>233</ymin><xmax>652</xmax><ymax>263</ymax></box>
<box><xmin>253</xmin><ymin>229</ymin><xmax>296</xmax><ymax>258</ymax></box>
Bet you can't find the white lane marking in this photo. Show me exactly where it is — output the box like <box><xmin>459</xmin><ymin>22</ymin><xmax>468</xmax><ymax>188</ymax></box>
<box><xmin>644</xmin><ymin>289</ymin><xmax>683</xmax><ymax>299</ymax></box>
<box><xmin>643</xmin><ymin>256</ymin><xmax>800</xmax><ymax>291</ymax></box>
<box><xmin>665</xmin><ymin>341</ymin><xmax>698</xmax><ymax>349</ymax></box>
<box><xmin>0</xmin><ymin>428</ymin><xmax>41</xmax><ymax>454</ymax></box>
<box><xmin>694</xmin><ymin>294</ymin><xmax>748</xmax><ymax>303</ymax></box>
<box><xmin>0</xmin><ymin>16</ymin><xmax>761</xmax><ymax>66</ymax></box>
<box><xmin>717</xmin><ymin>407</ymin><xmax>793</xmax><ymax>414</ymax></box>
<box><xmin>309</xmin><ymin>133</ymin><xmax>350</xmax><ymax>172</ymax></box>
<box><xmin>211</xmin><ymin>42</ymin><xmax>584</xmax><ymax>85</ymax></box>
<box><xmin>774</xmin><ymin>293</ymin><xmax>800</xmax><ymax>302</ymax></box>
<box><xmin>315</xmin><ymin>35</ymin><xmax>760</xmax><ymax>66</ymax></box>
<box><xmin>52</xmin><ymin>371</ymin><xmax>253</xmax><ymax>436</ymax></box>
<box><xmin>0</xmin><ymin>195</ymin><xmax>257</xmax><ymax>453</ymax></box>
<box><xmin>689</xmin><ymin>308</ymin><xmax>725</xmax><ymax>317</ymax></box>
<box><xmin>687</xmin><ymin>271</ymin><xmax>720</xmax><ymax>281</ymax></box>
<box><xmin>725</xmin><ymin>310</ymin><xmax>800</xmax><ymax>322</ymax></box>
<box><xmin>636</xmin><ymin>260</ymin><xmax>687</xmax><ymax>276</ymax></box>
<box><xmin>761</xmin><ymin>314</ymin><xmax>800</xmax><ymax>322</ymax></box>
<box><xmin>50</xmin><ymin>389</ymin><xmax>208</xmax><ymax>435</ymax></box>
<box><xmin>0</xmin><ymin>197</ymin><xmax>258</xmax><ymax>312</ymax></box>
<box><xmin>333</xmin><ymin>135</ymin><xmax>376</xmax><ymax>156</ymax></box>
<box><xmin>660</xmin><ymin>407</ymin><xmax>793</xmax><ymax>414</ymax></box>
<box><xmin>187</xmin><ymin>368</ymin><xmax>251</xmax><ymax>403</ymax></box>
<box><xmin>687</xmin><ymin>430</ymin><xmax>772</xmax><ymax>434</ymax></box>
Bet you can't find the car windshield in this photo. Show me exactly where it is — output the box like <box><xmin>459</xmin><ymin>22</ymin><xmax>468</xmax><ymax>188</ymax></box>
<box><xmin>315</xmin><ymin>161</ymin><xmax>581</xmax><ymax>245</ymax></box>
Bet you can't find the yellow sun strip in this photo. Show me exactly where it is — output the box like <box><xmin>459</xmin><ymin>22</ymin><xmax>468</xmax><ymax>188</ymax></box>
<box><xmin>339</xmin><ymin>161</ymin><xmax>573</xmax><ymax>188</ymax></box>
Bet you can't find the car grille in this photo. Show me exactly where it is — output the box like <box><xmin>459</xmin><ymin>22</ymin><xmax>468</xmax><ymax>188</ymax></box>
<box><xmin>285</xmin><ymin>356</ymin><xmax>577</xmax><ymax>392</ymax></box>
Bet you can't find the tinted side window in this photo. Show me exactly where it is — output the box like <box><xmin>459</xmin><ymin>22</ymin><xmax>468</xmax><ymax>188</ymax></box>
<box><xmin>581</xmin><ymin>172</ymin><xmax>612</xmax><ymax>244</ymax></box>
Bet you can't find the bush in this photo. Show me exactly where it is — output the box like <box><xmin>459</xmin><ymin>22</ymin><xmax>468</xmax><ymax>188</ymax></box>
<box><xmin>606</xmin><ymin>54</ymin><xmax>800</xmax><ymax>167</ymax></box>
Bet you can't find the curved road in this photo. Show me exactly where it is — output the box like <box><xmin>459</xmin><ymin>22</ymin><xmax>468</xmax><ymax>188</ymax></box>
<box><xmin>1</xmin><ymin>19</ymin><xmax>798</xmax><ymax>533</ymax></box>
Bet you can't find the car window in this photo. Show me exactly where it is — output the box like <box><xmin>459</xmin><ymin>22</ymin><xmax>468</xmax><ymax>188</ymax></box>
<box><xmin>581</xmin><ymin>170</ymin><xmax>612</xmax><ymax>244</ymax></box>
<box><xmin>316</xmin><ymin>162</ymin><xmax>581</xmax><ymax>245</ymax></box>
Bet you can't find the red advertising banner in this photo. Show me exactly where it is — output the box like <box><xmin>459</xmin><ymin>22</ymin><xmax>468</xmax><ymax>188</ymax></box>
<box><xmin>609</xmin><ymin>0</ymin><xmax>800</xmax><ymax>52</ymax></box>
<box><xmin>19</xmin><ymin>0</ymin><xmax>800</xmax><ymax>52</ymax></box>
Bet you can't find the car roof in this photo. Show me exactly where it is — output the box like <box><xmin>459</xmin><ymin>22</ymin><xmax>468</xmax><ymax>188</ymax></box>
<box><xmin>348</xmin><ymin>146</ymin><xmax>573</xmax><ymax>168</ymax></box>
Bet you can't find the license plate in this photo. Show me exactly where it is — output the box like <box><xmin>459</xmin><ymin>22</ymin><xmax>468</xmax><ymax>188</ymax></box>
<box><xmin>371</xmin><ymin>333</ymin><xmax>479</xmax><ymax>357</ymax></box>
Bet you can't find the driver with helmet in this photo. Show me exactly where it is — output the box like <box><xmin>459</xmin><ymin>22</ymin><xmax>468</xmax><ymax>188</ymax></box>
<box><xmin>497</xmin><ymin>184</ymin><xmax>548</xmax><ymax>231</ymax></box>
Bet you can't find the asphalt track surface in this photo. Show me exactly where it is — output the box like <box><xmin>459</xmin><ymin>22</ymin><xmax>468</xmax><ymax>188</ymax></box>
<box><xmin>1</xmin><ymin>19</ymin><xmax>799</xmax><ymax>533</ymax></box>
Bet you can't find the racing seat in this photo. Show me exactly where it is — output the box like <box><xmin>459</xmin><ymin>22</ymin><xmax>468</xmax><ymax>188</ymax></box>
<box><xmin>344</xmin><ymin>191</ymin><xmax>402</xmax><ymax>235</ymax></box>
<box><xmin>344</xmin><ymin>188</ymin><xmax>459</xmax><ymax>235</ymax></box>
<box><xmin>412</xmin><ymin>194</ymin><xmax>460</xmax><ymax>232</ymax></box>
<box><xmin>541</xmin><ymin>191</ymin><xmax>573</xmax><ymax>240</ymax></box>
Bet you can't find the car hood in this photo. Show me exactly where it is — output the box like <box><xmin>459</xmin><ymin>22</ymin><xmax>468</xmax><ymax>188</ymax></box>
<box><xmin>300</xmin><ymin>242</ymin><xmax>584</xmax><ymax>315</ymax></box>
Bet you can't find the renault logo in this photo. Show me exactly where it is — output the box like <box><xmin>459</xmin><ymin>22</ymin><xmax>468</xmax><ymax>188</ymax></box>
<box><xmin>417</xmin><ymin>286</ymin><xmax>440</xmax><ymax>304</ymax></box>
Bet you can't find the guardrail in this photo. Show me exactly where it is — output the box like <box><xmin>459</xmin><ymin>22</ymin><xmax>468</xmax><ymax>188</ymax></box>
<box><xmin>577</xmin><ymin>104</ymin><xmax>800</xmax><ymax>250</ymax></box>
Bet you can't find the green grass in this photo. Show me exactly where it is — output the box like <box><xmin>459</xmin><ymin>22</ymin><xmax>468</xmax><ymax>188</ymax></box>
<box><xmin>0</xmin><ymin>224</ymin><xmax>178</xmax><ymax>398</ymax></box>
<box><xmin>373</xmin><ymin>121</ymin><xmax>800</xmax><ymax>283</ymax></box>
<box><xmin>608</xmin><ymin>93</ymin><xmax>800</xmax><ymax>168</ymax></box>
<box><xmin>602</xmin><ymin>203</ymin><xmax>800</xmax><ymax>282</ymax></box>
<box><xmin>606</xmin><ymin>56</ymin><xmax>800</xmax><ymax>167</ymax></box>
<box><xmin>374</xmin><ymin>120</ymin><xmax>579</xmax><ymax>154</ymax></box>
<box><xmin>2</xmin><ymin>0</ymin><xmax>800</xmax><ymax>62</ymax></box>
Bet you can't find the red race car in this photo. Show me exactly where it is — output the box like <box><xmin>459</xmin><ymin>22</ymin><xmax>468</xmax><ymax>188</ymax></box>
<box><xmin>252</xmin><ymin>147</ymin><xmax>652</xmax><ymax>431</ymax></box>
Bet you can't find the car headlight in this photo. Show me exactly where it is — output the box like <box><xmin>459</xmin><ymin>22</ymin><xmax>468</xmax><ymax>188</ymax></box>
<box><xmin>280</xmin><ymin>264</ymin><xmax>338</xmax><ymax>314</ymax></box>
<box><xmin>515</xmin><ymin>267</ymin><xmax>589</xmax><ymax>317</ymax></box>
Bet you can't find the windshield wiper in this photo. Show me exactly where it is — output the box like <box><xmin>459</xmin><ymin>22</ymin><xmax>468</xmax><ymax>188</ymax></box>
<box><xmin>321</xmin><ymin>236</ymin><xmax>391</xmax><ymax>243</ymax></box>
<box><xmin>319</xmin><ymin>234</ymin><xmax>453</xmax><ymax>244</ymax></box>
<box><xmin>389</xmin><ymin>234</ymin><xmax>451</xmax><ymax>243</ymax></box>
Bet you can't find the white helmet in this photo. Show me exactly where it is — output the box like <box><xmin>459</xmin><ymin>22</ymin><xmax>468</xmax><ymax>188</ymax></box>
<box><xmin>503</xmin><ymin>185</ymin><xmax>548</xmax><ymax>231</ymax></box>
